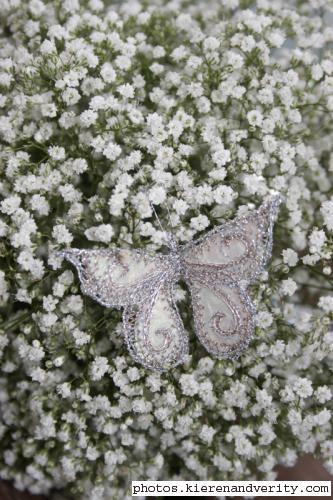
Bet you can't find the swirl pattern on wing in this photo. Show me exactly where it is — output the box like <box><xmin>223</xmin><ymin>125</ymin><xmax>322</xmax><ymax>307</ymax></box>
<box><xmin>57</xmin><ymin>248</ymin><xmax>171</xmax><ymax>308</ymax></box>
<box><xmin>186</xmin><ymin>272</ymin><xmax>255</xmax><ymax>359</ymax></box>
<box><xmin>123</xmin><ymin>281</ymin><xmax>188</xmax><ymax>371</ymax></box>
<box><xmin>182</xmin><ymin>196</ymin><xmax>281</xmax><ymax>284</ymax></box>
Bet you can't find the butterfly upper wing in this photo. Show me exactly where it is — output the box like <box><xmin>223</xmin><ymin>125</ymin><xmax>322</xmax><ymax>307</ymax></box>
<box><xmin>182</xmin><ymin>196</ymin><xmax>281</xmax><ymax>284</ymax></box>
<box><xmin>58</xmin><ymin>248</ymin><xmax>188</xmax><ymax>370</ymax></box>
<box><xmin>182</xmin><ymin>196</ymin><xmax>280</xmax><ymax>359</ymax></box>
<box><xmin>57</xmin><ymin>248</ymin><xmax>172</xmax><ymax>308</ymax></box>
<box><xmin>123</xmin><ymin>279</ymin><xmax>188</xmax><ymax>371</ymax></box>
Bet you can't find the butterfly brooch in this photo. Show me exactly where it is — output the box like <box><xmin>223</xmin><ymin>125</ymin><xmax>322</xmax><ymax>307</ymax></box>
<box><xmin>56</xmin><ymin>196</ymin><xmax>281</xmax><ymax>371</ymax></box>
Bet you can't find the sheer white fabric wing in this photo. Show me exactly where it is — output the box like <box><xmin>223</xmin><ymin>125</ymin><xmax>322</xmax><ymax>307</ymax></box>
<box><xmin>186</xmin><ymin>272</ymin><xmax>255</xmax><ymax>359</ymax></box>
<box><xmin>57</xmin><ymin>248</ymin><xmax>188</xmax><ymax>370</ymax></box>
<box><xmin>182</xmin><ymin>197</ymin><xmax>280</xmax><ymax>359</ymax></box>
<box><xmin>123</xmin><ymin>280</ymin><xmax>188</xmax><ymax>371</ymax></box>
<box><xmin>58</xmin><ymin>248</ymin><xmax>170</xmax><ymax>308</ymax></box>
<box><xmin>182</xmin><ymin>197</ymin><xmax>280</xmax><ymax>284</ymax></box>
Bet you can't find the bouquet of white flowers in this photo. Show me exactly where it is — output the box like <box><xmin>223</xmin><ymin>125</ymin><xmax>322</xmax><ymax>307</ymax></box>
<box><xmin>0</xmin><ymin>0</ymin><xmax>332</xmax><ymax>498</ymax></box>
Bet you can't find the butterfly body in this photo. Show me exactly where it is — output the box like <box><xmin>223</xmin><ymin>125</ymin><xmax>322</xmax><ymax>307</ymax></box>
<box><xmin>56</xmin><ymin>196</ymin><xmax>280</xmax><ymax>371</ymax></box>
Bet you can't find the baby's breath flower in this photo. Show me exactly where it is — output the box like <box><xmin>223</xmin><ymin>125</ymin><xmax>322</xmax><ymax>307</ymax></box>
<box><xmin>280</xmin><ymin>278</ymin><xmax>297</xmax><ymax>296</ymax></box>
<box><xmin>52</xmin><ymin>224</ymin><xmax>73</xmax><ymax>245</ymax></box>
<box><xmin>318</xmin><ymin>296</ymin><xmax>333</xmax><ymax>314</ymax></box>
<box><xmin>90</xmin><ymin>356</ymin><xmax>109</xmax><ymax>381</ymax></box>
<box><xmin>282</xmin><ymin>249</ymin><xmax>298</xmax><ymax>267</ymax></box>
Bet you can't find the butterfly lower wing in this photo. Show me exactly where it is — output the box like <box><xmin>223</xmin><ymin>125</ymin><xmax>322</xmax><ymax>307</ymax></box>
<box><xmin>186</xmin><ymin>271</ymin><xmax>255</xmax><ymax>359</ymax></box>
<box><xmin>182</xmin><ymin>196</ymin><xmax>281</xmax><ymax>284</ymax></box>
<box><xmin>57</xmin><ymin>248</ymin><xmax>171</xmax><ymax>308</ymax></box>
<box><xmin>123</xmin><ymin>280</ymin><xmax>188</xmax><ymax>371</ymax></box>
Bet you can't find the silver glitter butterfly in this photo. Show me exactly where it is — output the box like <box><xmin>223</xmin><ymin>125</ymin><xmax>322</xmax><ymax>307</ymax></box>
<box><xmin>56</xmin><ymin>196</ymin><xmax>280</xmax><ymax>371</ymax></box>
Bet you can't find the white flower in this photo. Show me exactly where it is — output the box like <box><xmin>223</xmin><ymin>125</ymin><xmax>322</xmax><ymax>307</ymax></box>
<box><xmin>62</xmin><ymin>88</ymin><xmax>81</xmax><ymax>105</ymax></box>
<box><xmin>72</xmin><ymin>328</ymin><xmax>91</xmax><ymax>346</ymax></box>
<box><xmin>240</xmin><ymin>35</ymin><xmax>256</xmax><ymax>52</ymax></box>
<box><xmin>226</xmin><ymin>50</ymin><xmax>244</xmax><ymax>69</ymax></box>
<box><xmin>48</xmin><ymin>146</ymin><xmax>66</xmax><ymax>161</ymax></box>
<box><xmin>54</xmin><ymin>356</ymin><xmax>65</xmax><ymax>367</ymax></box>
<box><xmin>146</xmin><ymin>373</ymin><xmax>162</xmax><ymax>392</ymax></box>
<box><xmin>19</xmin><ymin>339</ymin><xmax>45</xmax><ymax>362</ymax></box>
<box><xmin>108</xmin><ymin>192</ymin><xmax>127</xmax><ymax>216</ymax></box>
<box><xmin>179</xmin><ymin>374</ymin><xmax>199</xmax><ymax>396</ymax></box>
<box><xmin>85</xmin><ymin>224</ymin><xmax>114</xmax><ymax>243</ymax></box>
<box><xmin>213</xmin><ymin>185</ymin><xmax>235</xmax><ymax>205</ymax></box>
<box><xmin>315</xmin><ymin>386</ymin><xmax>332</xmax><ymax>404</ymax></box>
<box><xmin>203</xmin><ymin>36</ymin><xmax>220</xmax><ymax>51</ymax></box>
<box><xmin>190</xmin><ymin>214</ymin><xmax>210</xmax><ymax>231</ymax></box>
<box><xmin>103</xmin><ymin>142</ymin><xmax>122</xmax><ymax>161</ymax></box>
<box><xmin>80</xmin><ymin>110</ymin><xmax>98</xmax><ymax>127</ymax></box>
<box><xmin>148</xmin><ymin>186</ymin><xmax>167</xmax><ymax>205</ymax></box>
<box><xmin>41</xmin><ymin>103</ymin><xmax>57</xmax><ymax>117</ymax></box>
<box><xmin>315</xmin><ymin>409</ymin><xmax>330</xmax><ymax>426</ymax></box>
<box><xmin>224</xmin><ymin>382</ymin><xmax>248</xmax><ymax>409</ymax></box>
<box><xmin>311</xmin><ymin>64</ymin><xmax>324</xmax><ymax>81</ymax></box>
<box><xmin>115</xmin><ymin>55</ymin><xmax>131</xmax><ymax>70</ymax></box>
<box><xmin>291</xmin><ymin>377</ymin><xmax>313</xmax><ymax>398</ymax></box>
<box><xmin>127</xmin><ymin>367</ymin><xmax>141</xmax><ymax>381</ymax></box>
<box><xmin>100</xmin><ymin>62</ymin><xmax>116</xmax><ymax>82</ymax></box>
<box><xmin>282</xmin><ymin>248</ymin><xmax>298</xmax><ymax>267</ymax></box>
<box><xmin>57</xmin><ymin>383</ymin><xmax>71</xmax><ymax>398</ymax></box>
<box><xmin>211</xmin><ymin>146</ymin><xmax>231</xmax><ymax>167</ymax></box>
<box><xmin>86</xmin><ymin>446</ymin><xmax>100</xmax><ymax>461</ymax></box>
<box><xmin>321</xmin><ymin>200</ymin><xmax>333</xmax><ymax>231</ymax></box>
<box><xmin>117</xmin><ymin>83</ymin><xmax>135</xmax><ymax>99</ymax></box>
<box><xmin>280</xmin><ymin>278</ymin><xmax>297</xmax><ymax>296</ymax></box>
<box><xmin>61</xmin><ymin>295</ymin><xmax>83</xmax><ymax>315</ymax></box>
<box><xmin>269</xmin><ymin>30</ymin><xmax>285</xmax><ymax>48</ymax></box>
<box><xmin>270</xmin><ymin>340</ymin><xmax>285</xmax><ymax>357</ymax></box>
<box><xmin>38</xmin><ymin>312</ymin><xmax>57</xmax><ymax>330</ymax></box>
<box><xmin>247</xmin><ymin>109</ymin><xmax>263</xmax><ymax>127</ymax></box>
<box><xmin>256</xmin><ymin>311</ymin><xmax>273</xmax><ymax>328</ymax></box>
<box><xmin>30</xmin><ymin>367</ymin><xmax>47</xmax><ymax>383</ymax></box>
<box><xmin>199</xmin><ymin>424</ymin><xmax>216</xmax><ymax>444</ymax></box>
<box><xmin>59</xmin><ymin>184</ymin><xmax>81</xmax><ymax>203</ymax></box>
<box><xmin>171</xmin><ymin>45</ymin><xmax>188</xmax><ymax>61</ymax></box>
<box><xmin>42</xmin><ymin>295</ymin><xmax>58</xmax><ymax>312</ymax></box>
<box><xmin>90</xmin><ymin>356</ymin><xmax>109</xmax><ymax>381</ymax></box>
<box><xmin>30</xmin><ymin>194</ymin><xmax>50</xmax><ymax>216</ymax></box>
<box><xmin>318</xmin><ymin>296</ymin><xmax>333</xmax><ymax>313</ymax></box>
<box><xmin>40</xmin><ymin>39</ymin><xmax>55</xmax><ymax>54</ymax></box>
<box><xmin>212</xmin><ymin>453</ymin><xmax>232</xmax><ymax>471</ymax></box>
<box><xmin>173</xmin><ymin>199</ymin><xmax>189</xmax><ymax>215</ymax></box>
<box><xmin>309</xmin><ymin>229</ymin><xmax>326</xmax><ymax>253</ymax></box>
<box><xmin>235</xmin><ymin>435</ymin><xmax>256</xmax><ymax>458</ymax></box>
<box><xmin>0</xmin><ymin>220</ymin><xmax>8</xmax><ymax>237</ymax></box>
<box><xmin>258</xmin><ymin>422</ymin><xmax>276</xmax><ymax>445</ymax></box>
<box><xmin>0</xmin><ymin>195</ymin><xmax>21</xmax><ymax>215</ymax></box>
<box><xmin>132</xmin><ymin>398</ymin><xmax>152</xmax><ymax>413</ymax></box>
<box><xmin>52</xmin><ymin>224</ymin><xmax>73</xmax><ymax>245</ymax></box>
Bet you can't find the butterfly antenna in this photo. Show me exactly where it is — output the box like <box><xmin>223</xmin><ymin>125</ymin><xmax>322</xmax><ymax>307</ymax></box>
<box><xmin>149</xmin><ymin>199</ymin><xmax>167</xmax><ymax>234</ymax></box>
<box><xmin>145</xmin><ymin>190</ymin><xmax>177</xmax><ymax>249</ymax></box>
<box><xmin>165</xmin><ymin>198</ymin><xmax>174</xmax><ymax>231</ymax></box>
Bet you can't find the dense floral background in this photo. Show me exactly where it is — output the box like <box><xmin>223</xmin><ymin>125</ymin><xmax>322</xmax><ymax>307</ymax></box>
<box><xmin>0</xmin><ymin>0</ymin><xmax>332</xmax><ymax>498</ymax></box>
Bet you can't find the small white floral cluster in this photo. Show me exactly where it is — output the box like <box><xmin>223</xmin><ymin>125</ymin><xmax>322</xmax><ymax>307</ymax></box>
<box><xmin>0</xmin><ymin>0</ymin><xmax>332</xmax><ymax>498</ymax></box>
